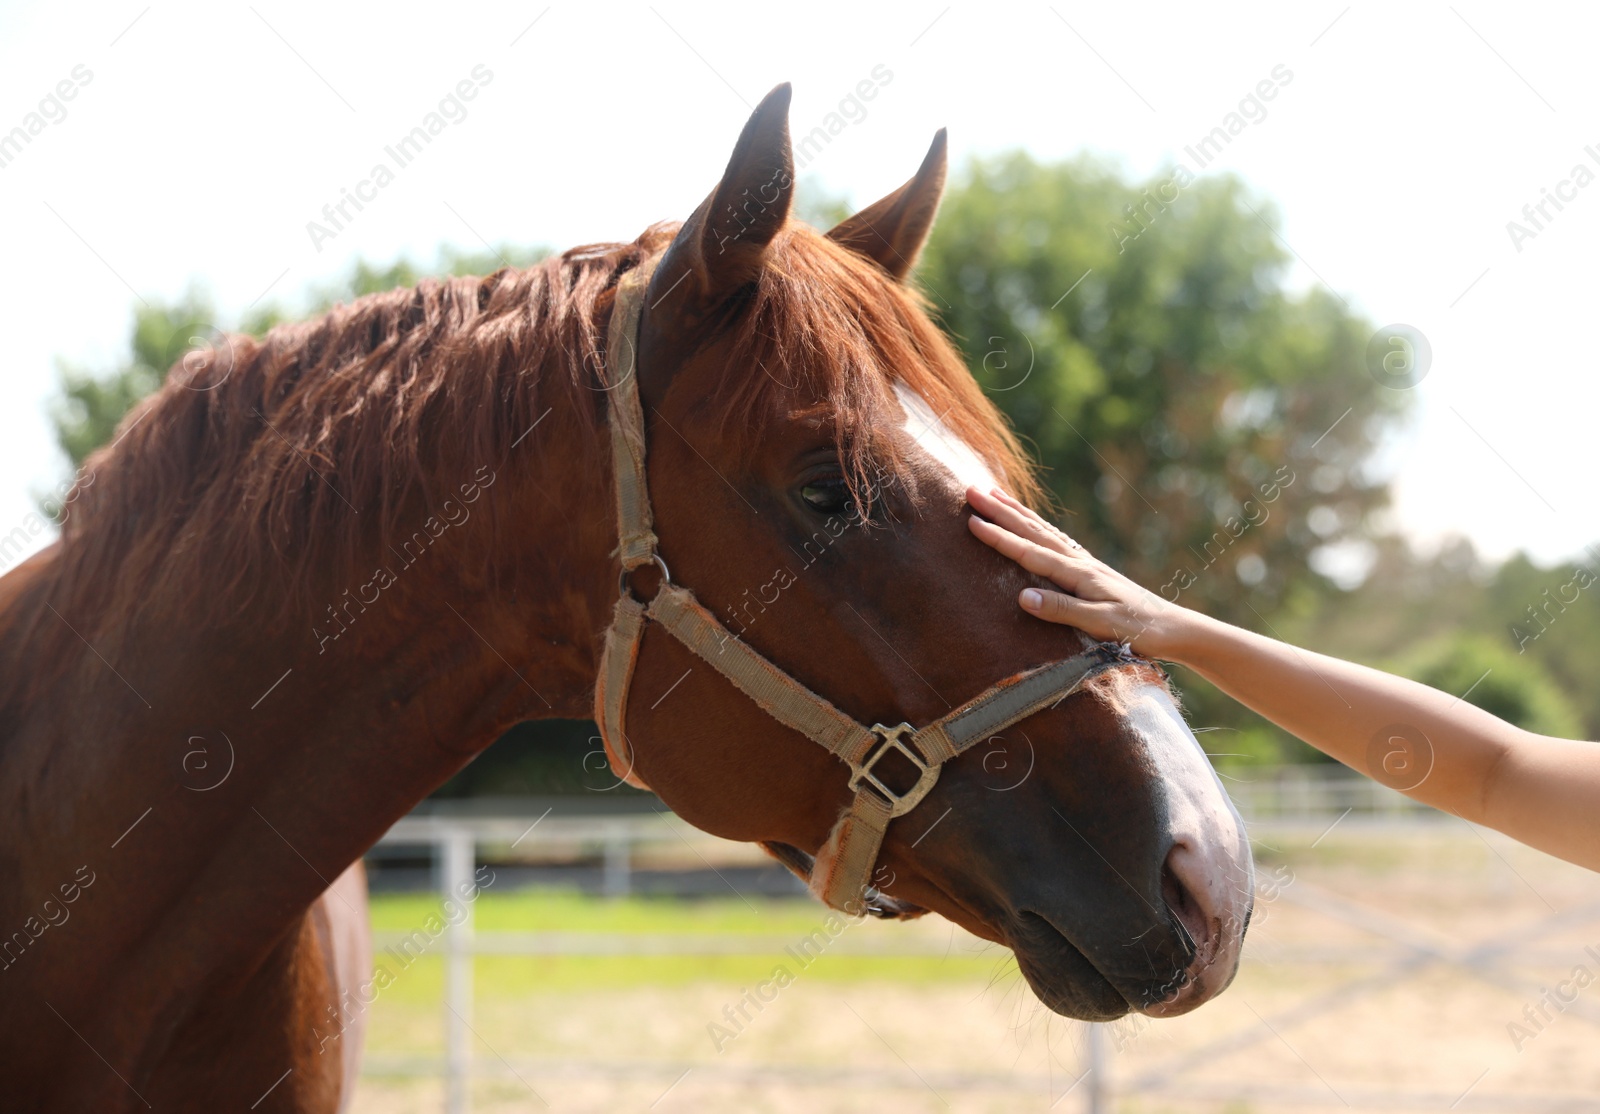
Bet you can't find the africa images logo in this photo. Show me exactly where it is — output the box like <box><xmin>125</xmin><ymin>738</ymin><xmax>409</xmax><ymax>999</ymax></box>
<box><xmin>304</xmin><ymin>65</ymin><xmax>494</xmax><ymax>252</ymax></box>
<box><xmin>1111</xmin><ymin>65</ymin><xmax>1293</xmax><ymax>254</ymax></box>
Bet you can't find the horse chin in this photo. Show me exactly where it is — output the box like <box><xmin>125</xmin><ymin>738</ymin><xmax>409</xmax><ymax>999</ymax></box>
<box><xmin>1009</xmin><ymin>913</ymin><xmax>1136</xmax><ymax>1021</ymax></box>
<box><xmin>1006</xmin><ymin>875</ymin><xmax>1249</xmax><ymax>1021</ymax></box>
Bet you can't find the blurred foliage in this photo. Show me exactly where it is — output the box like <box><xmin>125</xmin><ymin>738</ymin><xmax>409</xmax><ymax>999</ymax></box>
<box><xmin>793</xmin><ymin>173</ymin><xmax>853</xmax><ymax>230</ymax></box>
<box><xmin>51</xmin><ymin>289</ymin><xmax>216</xmax><ymax>467</ymax></box>
<box><xmin>1397</xmin><ymin>636</ymin><xmax>1582</xmax><ymax>739</ymax></box>
<box><xmin>43</xmin><ymin>155</ymin><xmax>1598</xmax><ymax>791</ymax></box>
<box><xmin>919</xmin><ymin>153</ymin><xmax>1402</xmax><ymax>627</ymax></box>
<box><xmin>1289</xmin><ymin>537</ymin><xmax>1600</xmax><ymax>741</ymax></box>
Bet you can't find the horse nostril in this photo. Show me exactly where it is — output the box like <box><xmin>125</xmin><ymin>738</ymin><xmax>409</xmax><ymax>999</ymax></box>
<box><xmin>1144</xmin><ymin>829</ymin><xmax>1252</xmax><ymax>1017</ymax></box>
<box><xmin>1161</xmin><ymin>845</ymin><xmax>1210</xmax><ymax>964</ymax></box>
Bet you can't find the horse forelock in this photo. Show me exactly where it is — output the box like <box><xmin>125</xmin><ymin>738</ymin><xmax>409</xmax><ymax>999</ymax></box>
<box><xmin>708</xmin><ymin>224</ymin><xmax>1042</xmax><ymax>513</ymax></box>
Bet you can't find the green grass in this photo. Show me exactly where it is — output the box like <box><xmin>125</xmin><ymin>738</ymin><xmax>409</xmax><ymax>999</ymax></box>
<box><xmin>370</xmin><ymin>888</ymin><xmax>834</xmax><ymax>935</ymax></box>
<box><xmin>364</xmin><ymin>889</ymin><xmax>1011</xmax><ymax>997</ymax></box>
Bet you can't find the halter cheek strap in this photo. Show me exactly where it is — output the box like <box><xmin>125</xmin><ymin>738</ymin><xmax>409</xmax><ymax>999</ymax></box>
<box><xmin>593</xmin><ymin>253</ymin><xmax>1133</xmax><ymax>913</ymax></box>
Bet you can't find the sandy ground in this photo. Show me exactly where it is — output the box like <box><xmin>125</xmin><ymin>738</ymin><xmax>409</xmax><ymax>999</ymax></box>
<box><xmin>348</xmin><ymin>822</ymin><xmax>1600</xmax><ymax>1113</ymax></box>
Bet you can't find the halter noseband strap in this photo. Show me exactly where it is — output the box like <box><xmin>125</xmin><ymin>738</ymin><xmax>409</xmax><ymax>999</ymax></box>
<box><xmin>593</xmin><ymin>254</ymin><xmax>1133</xmax><ymax>913</ymax></box>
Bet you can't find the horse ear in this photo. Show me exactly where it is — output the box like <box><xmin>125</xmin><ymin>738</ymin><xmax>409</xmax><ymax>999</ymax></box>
<box><xmin>826</xmin><ymin>129</ymin><xmax>947</xmax><ymax>281</ymax></box>
<box><xmin>648</xmin><ymin>83</ymin><xmax>795</xmax><ymax>317</ymax></box>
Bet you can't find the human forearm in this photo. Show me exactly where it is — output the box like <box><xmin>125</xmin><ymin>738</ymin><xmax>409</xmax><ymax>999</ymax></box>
<box><xmin>1169</xmin><ymin>611</ymin><xmax>1600</xmax><ymax>869</ymax></box>
<box><xmin>966</xmin><ymin>484</ymin><xmax>1600</xmax><ymax>872</ymax></box>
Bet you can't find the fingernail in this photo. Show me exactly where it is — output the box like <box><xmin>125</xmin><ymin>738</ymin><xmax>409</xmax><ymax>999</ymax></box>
<box><xmin>1021</xmin><ymin>589</ymin><xmax>1042</xmax><ymax>609</ymax></box>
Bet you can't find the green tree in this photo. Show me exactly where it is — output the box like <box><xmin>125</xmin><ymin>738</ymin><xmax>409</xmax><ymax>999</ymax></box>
<box><xmin>1397</xmin><ymin>635</ymin><xmax>1582</xmax><ymax>738</ymax></box>
<box><xmin>51</xmin><ymin>289</ymin><xmax>219</xmax><ymax>467</ymax></box>
<box><xmin>1484</xmin><ymin>550</ymin><xmax>1600</xmax><ymax>736</ymax></box>
<box><xmin>1296</xmin><ymin>539</ymin><xmax>1600</xmax><ymax>741</ymax></box>
<box><xmin>919</xmin><ymin>154</ymin><xmax>1406</xmax><ymax>628</ymax></box>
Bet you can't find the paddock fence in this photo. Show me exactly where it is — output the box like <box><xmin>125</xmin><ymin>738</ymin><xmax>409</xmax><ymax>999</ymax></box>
<box><xmin>362</xmin><ymin>769</ymin><xmax>1600</xmax><ymax>1113</ymax></box>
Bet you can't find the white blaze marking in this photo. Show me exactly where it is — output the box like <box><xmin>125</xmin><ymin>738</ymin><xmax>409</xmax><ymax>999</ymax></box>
<box><xmin>894</xmin><ymin>382</ymin><xmax>997</xmax><ymax>491</ymax></box>
<box><xmin>1126</xmin><ymin>681</ymin><xmax>1253</xmax><ymax>991</ymax></box>
<box><xmin>1125</xmin><ymin>684</ymin><xmax>1247</xmax><ymax>841</ymax></box>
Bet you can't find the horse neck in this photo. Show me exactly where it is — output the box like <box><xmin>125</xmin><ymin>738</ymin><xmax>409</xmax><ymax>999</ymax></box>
<box><xmin>305</xmin><ymin>405</ymin><xmax>621</xmax><ymax>726</ymax></box>
<box><xmin>0</xmin><ymin>281</ymin><xmax>643</xmax><ymax>1108</ymax></box>
<box><xmin>205</xmin><ymin>386</ymin><xmax>621</xmax><ymax>855</ymax></box>
<box><xmin>0</xmin><ymin>377</ymin><xmax>619</xmax><ymax>1028</ymax></box>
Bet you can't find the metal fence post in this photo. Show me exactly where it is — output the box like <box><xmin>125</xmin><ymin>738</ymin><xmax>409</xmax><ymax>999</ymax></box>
<box><xmin>442</xmin><ymin>827</ymin><xmax>475</xmax><ymax>1114</ymax></box>
<box><xmin>602</xmin><ymin>825</ymin><xmax>631</xmax><ymax>898</ymax></box>
<box><xmin>1085</xmin><ymin>1022</ymin><xmax>1107</xmax><ymax>1114</ymax></box>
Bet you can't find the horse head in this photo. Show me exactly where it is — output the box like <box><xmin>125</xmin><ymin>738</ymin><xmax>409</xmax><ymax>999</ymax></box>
<box><xmin>600</xmin><ymin>84</ymin><xmax>1253</xmax><ymax>1020</ymax></box>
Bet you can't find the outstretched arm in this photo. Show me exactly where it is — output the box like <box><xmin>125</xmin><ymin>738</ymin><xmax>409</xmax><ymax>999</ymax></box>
<box><xmin>966</xmin><ymin>485</ymin><xmax>1600</xmax><ymax>873</ymax></box>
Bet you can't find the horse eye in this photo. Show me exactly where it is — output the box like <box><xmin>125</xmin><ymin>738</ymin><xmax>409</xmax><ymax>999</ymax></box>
<box><xmin>800</xmin><ymin>478</ymin><xmax>851</xmax><ymax>515</ymax></box>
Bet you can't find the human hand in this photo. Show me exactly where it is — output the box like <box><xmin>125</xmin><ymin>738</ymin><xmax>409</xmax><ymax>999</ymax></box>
<box><xmin>965</xmin><ymin>486</ymin><xmax>1203</xmax><ymax>661</ymax></box>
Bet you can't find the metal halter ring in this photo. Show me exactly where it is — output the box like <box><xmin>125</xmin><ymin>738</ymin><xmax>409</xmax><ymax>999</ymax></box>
<box><xmin>849</xmin><ymin>723</ymin><xmax>942</xmax><ymax>817</ymax></box>
<box><xmin>618</xmin><ymin>554</ymin><xmax>672</xmax><ymax>600</ymax></box>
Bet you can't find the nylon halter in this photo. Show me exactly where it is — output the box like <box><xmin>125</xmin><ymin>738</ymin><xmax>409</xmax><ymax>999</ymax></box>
<box><xmin>593</xmin><ymin>253</ymin><xmax>1133</xmax><ymax>913</ymax></box>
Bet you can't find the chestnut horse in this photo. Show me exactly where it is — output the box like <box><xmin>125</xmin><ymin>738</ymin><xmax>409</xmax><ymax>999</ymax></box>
<box><xmin>0</xmin><ymin>85</ymin><xmax>1252</xmax><ymax>1111</ymax></box>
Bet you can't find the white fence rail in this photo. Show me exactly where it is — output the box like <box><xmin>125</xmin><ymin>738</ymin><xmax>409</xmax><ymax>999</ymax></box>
<box><xmin>1221</xmin><ymin>765</ymin><xmax>1441</xmax><ymax>821</ymax></box>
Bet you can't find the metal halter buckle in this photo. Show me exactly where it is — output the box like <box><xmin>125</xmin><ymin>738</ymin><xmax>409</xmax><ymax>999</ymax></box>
<box><xmin>850</xmin><ymin>723</ymin><xmax>941</xmax><ymax>817</ymax></box>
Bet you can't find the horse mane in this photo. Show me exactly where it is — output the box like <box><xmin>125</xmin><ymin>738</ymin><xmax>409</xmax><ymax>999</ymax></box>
<box><xmin>19</xmin><ymin>228</ymin><xmax>658</xmax><ymax>638</ymax></box>
<box><xmin>2</xmin><ymin>219</ymin><xmax>1039</xmax><ymax>710</ymax></box>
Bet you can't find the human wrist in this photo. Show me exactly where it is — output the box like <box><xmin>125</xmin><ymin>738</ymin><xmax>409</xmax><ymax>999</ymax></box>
<box><xmin>1143</xmin><ymin>603</ymin><xmax>1217</xmax><ymax>665</ymax></box>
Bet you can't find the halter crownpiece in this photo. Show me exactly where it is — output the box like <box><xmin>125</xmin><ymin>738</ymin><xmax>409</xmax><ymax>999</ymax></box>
<box><xmin>593</xmin><ymin>253</ymin><xmax>1134</xmax><ymax>913</ymax></box>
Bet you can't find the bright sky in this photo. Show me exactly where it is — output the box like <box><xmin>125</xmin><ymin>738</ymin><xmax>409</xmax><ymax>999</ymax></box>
<box><xmin>0</xmin><ymin>2</ymin><xmax>1593</xmax><ymax>573</ymax></box>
